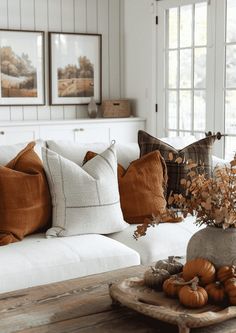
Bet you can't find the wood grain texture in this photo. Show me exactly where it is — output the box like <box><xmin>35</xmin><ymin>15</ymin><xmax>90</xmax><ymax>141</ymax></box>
<box><xmin>0</xmin><ymin>0</ymin><xmax>122</xmax><ymax>122</ymax></box>
<box><xmin>1</xmin><ymin>265</ymin><xmax>236</xmax><ymax>333</ymax></box>
<box><xmin>110</xmin><ymin>277</ymin><xmax>236</xmax><ymax>333</ymax></box>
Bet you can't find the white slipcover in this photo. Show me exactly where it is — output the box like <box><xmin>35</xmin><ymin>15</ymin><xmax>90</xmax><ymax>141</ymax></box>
<box><xmin>0</xmin><ymin>234</ymin><xmax>140</xmax><ymax>293</ymax></box>
<box><xmin>108</xmin><ymin>215</ymin><xmax>204</xmax><ymax>265</ymax></box>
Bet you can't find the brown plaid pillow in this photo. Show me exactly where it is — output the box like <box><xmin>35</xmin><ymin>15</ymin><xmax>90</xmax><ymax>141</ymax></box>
<box><xmin>138</xmin><ymin>130</ymin><xmax>217</xmax><ymax>197</ymax></box>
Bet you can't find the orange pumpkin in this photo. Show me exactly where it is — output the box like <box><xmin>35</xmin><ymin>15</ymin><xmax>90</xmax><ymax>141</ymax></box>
<box><xmin>217</xmin><ymin>266</ymin><xmax>236</xmax><ymax>283</ymax></box>
<box><xmin>224</xmin><ymin>278</ymin><xmax>236</xmax><ymax>305</ymax></box>
<box><xmin>163</xmin><ymin>275</ymin><xmax>185</xmax><ymax>298</ymax></box>
<box><xmin>205</xmin><ymin>281</ymin><xmax>226</xmax><ymax>303</ymax></box>
<box><xmin>178</xmin><ymin>282</ymin><xmax>208</xmax><ymax>308</ymax></box>
<box><xmin>183</xmin><ymin>258</ymin><xmax>215</xmax><ymax>286</ymax></box>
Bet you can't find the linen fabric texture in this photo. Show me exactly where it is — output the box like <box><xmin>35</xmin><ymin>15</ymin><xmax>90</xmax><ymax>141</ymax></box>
<box><xmin>138</xmin><ymin>130</ymin><xmax>217</xmax><ymax>197</ymax></box>
<box><xmin>42</xmin><ymin>144</ymin><xmax>128</xmax><ymax>237</ymax></box>
<box><xmin>0</xmin><ymin>142</ymin><xmax>51</xmax><ymax>246</ymax></box>
<box><xmin>84</xmin><ymin>150</ymin><xmax>171</xmax><ymax>224</ymax></box>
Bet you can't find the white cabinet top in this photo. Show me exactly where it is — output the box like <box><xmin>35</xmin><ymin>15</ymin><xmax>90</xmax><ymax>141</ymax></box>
<box><xmin>0</xmin><ymin>117</ymin><xmax>146</xmax><ymax>128</ymax></box>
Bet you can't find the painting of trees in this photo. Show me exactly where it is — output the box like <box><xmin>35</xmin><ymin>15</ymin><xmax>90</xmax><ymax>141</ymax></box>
<box><xmin>57</xmin><ymin>55</ymin><xmax>94</xmax><ymax>97</ymax></box>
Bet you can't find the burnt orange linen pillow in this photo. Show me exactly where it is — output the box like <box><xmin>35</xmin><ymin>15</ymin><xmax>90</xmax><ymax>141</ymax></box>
<box><xmin>0</xmin><ymin>142</ymin><xmax>52</xmax><ymax>246</ymax></box>
<box><xmin>84</xmin><ymin>150</ymin><xmax>175</xmax><ymax>224</ymax></box>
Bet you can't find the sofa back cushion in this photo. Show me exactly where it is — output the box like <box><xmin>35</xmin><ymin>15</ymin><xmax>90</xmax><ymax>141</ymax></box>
<box><xmin>46</xmin><ymin>140</ymin><xmax>139</xmax><ymax>169</ymax></box>
<box><xmin>42</xmin><ymin>144</ymin><xmax>128</xmax><ymax>237</ymax></box>
<box><xmin>0</xmin><ymin>142</ymin><xmax>51</xmax><ymax>245</ymax></box>
<box><xmin>0</xmin><ymin>140</ymin><xmax>45</xmax><ymax>165</ymax></box>
<box><xmin>84</xmin><ymin>150</ymin><xmax>169</xmax><ymax>224</ymax></box>
<box><xmin>138</xmin><ymin>130</ymin><xmax>217</xmax><ymax>197</ymax></box>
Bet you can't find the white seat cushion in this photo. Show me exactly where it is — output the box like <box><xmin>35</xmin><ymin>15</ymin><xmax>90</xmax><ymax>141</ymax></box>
<box><xmin>108</xmin><ymin>216</ymin><xmax>204</xmax><ymax>265</ymax></box>
<box><xmin>0</xmin><ymin>233</ymin><xmax>140</xmax><ymax>293</ymax></box>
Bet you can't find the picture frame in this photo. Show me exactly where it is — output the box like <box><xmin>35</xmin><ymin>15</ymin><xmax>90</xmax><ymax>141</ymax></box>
<box><xmin>0</xmin><ymin>29</ymin><xmax>45</xmax><ymax>106</ymax></box>
<box><xmin>49</xmin><ymin>32</ymin><xmax>102</xmax><ymax>105</ymax></box>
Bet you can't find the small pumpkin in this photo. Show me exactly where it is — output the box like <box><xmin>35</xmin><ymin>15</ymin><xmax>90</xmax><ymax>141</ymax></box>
<box><xmin>224</xmin><ymin>277</ymin><xmax>236</xmax><ymax>305</ymax></box>
<box><xmin>183</xmin><ymin>258</ymin><xmax>216</xmax><ymax>286</ymax></box>
<box><xmin>162</xmin><ymin>274</ymin><xmax>185</xmax><ymax>298</ymax></box>
<box><xmin>178</xmin><ymin>277</ymin><xmax>208</xmax><ymax>308</ymax></box>
<box><xmin>217</xmin><ymin>265</ymin><xmax>236</xmax><ymax>283</ymax></box>
<box><xmin>155</xmin><ymin>256</ymin><xmax>183</xmax><ymax>275</ymax></box>
<box><xmin>144</xmin><ymin>267</ymin><xmax>170</xmax><ymax>290</ymax></box>
<box><xmin>205</xmin><ymin>281</ymin><xmax>226</xmax><ymax>303</ymax></box>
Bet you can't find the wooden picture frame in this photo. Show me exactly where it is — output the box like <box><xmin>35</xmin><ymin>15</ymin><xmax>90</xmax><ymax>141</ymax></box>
<box><xmin>49</xmin><ymin>32</ymin><xmax>102</xmax><ymax>105</ymax></box>
<box><xmin>0</xmin><ymin>29</ymin><xmax>45</xmax><ymax>106</ymax></box>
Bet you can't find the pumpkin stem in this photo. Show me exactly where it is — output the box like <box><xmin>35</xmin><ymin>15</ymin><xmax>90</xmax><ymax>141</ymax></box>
<box><xmin>174</xmin><ymin>276</ymin><xmax>199</xmax><ymax>289</ymax></box>
<box><xmin>168</xmin><ymin>255</ymin><xmax>184</xmax><ymax>263</ymax></box>
<box><xmin>190</xmin><ymin>277</ymin><xmax>200</xmax><ymax>291</ymax></box>
<box><xmin>150</xmin><ymin>267</ymin><xmax>169</xmax><ymax>276</ymax></box>
<box><xmin>168</xmin><ymin>256</ymin><xmax>175</xmax><ymax>263</ymax></box>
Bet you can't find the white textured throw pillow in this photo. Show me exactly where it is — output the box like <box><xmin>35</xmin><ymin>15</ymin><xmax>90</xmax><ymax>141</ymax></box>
<box><xmin>42</xmin><ymin>144</ymin><xmax>128</xmax><ymax>237</ymax></box>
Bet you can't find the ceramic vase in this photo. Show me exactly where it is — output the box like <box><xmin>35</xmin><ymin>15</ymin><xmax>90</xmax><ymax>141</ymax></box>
<box><xmin>88</xmin><ymin>97</ymin><xmax>98</xmax><ymax>118</ymax></box>
<box><xmin>187</xmin><ymin>226</ymin><xmax>236</xmax><ymax>268</ymax></box>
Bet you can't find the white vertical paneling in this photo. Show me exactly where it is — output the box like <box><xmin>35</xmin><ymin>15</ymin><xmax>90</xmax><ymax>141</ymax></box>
<box><xmin>48</xmin><ymin>0</ymin><xmax>61</xmax><ymax>31</ymax></box>
<box><xmin>50</xmin><ymin>105</ymin><xmax>63</xmax><ymax>120</ymax></box>
<box><xmin>35</xmin><ymin>0</ymin><xmax>50</xmax><ymax>120</ymax></box>
<box><xmin>35</xmin><ymin>0</ymin><xmax>48</xmax><ymax>31</ymax></box>
<box><xmin>0</xmin><ymin>0</ymin><xmax>123</xmax><ymax>122</ymax></box>
<box><xmin>119</xmin><ymin>0</ymin><xmax>124</xmax><ymax>98</ymax></box>
<box><xmin>7</xmin><ymin>0</ymin><xmax>23</xmax><ymax>120</ymax></box>
<box><xmin>74</xmin><ymin>0</ymin><xmax>86</xmax><ymax>32</ymax></box>
<box><xmin>0</xmin><ymin>0</ymin><xmax>8</xmax><ymax>28</ymax></box>
<box><xmin>0</xmin><ymin>0</ymin><xmax>10</xmax><ymax>121</ymax></box>
<box><xmin>0</xmin><ymin>107</ymin><xmax>11</xmax><ymax>121</ymax></box>
<box><xmin>87</xmin><ymin>0</ymin><xmax>97</xmax><ymax>33</ymax></box>
<box><xmin>21</xmin><ymin>0</ymin><xmax>37</xmax><ymax>120</ymax></box>
<box><xmin>98</xmin><ymin>0</ymin><xmax>109</xmax><ymax>99</ymax></box>
<box><xmin>48</xmin><ymin>0</ymin><xmax>63</xmax><ymax>120</ymax></box>
<box><xmin>10</xmin><ymin>106</ymin><xmax>24</xmax><ymax>120</ymax></box>
<box><xmin>7</xmin><ymin>0</ymin><xmax>20</xmax><ymax>28</ymax></box>
<box><xmin>74</xmin><ymin>0</ymin><xmax>87</xmax><ymax>118</ymax></box>
<box><xmin>62</xmin><ymin>0</ymin><xmax>74</xmax><ymax>32</ymax></box>
<box><xmin>64</xmin><ymin>105</ymin><xmax>77</xmax><ymax>119</ymax></box>
<box><xmin>20</xmin><ymin>0</ymin><xmax>34</xmax><ymax>29</ymax></box>
<box><xmin>109</xmin><ymin>0</ymin><xmax>120</xmax><ymax>99</ymax></box>
<box><xmin>61</xmin><ymin>0</ymin><xmax>76</xmax><ymax>119</ymax></box>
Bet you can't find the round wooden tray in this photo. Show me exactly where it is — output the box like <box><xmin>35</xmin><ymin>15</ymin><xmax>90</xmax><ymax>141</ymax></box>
<box><xmin>109</xmin><ymin>277</ymin><xmax>236</xmax><ymax>333</ymax></box>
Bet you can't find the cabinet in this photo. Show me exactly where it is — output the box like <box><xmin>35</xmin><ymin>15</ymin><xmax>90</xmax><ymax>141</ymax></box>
<box><xmin>40</xmin><ymin>124</ymin><xmax>110</xmax><ymax>143</ymax></box>
<box><xmin>0</xmin><ymin>126</ymin><xmax>39</xmax><ymax>145</ymax></box>
<box><xmin>0</xmin><ymin>118</ymin><xmax>146</xmax><ymax>146</ymax></box>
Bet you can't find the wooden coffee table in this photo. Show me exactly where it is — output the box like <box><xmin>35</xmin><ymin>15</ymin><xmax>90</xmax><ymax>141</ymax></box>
<box><xmin>0</xmin><ymin>265</ymin><xmax>235</xmax><ymax>333</ymax></box>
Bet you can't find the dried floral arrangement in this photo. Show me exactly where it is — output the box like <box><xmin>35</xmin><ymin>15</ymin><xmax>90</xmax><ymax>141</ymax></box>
<box><xmin>134</xmin><ymin>153</ymin><xmax>236</xmax><ymax>240</ymax></box>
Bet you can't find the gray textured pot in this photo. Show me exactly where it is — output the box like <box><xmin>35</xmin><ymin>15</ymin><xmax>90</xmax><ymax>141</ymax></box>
<box><xmin>187</xmin><ymin>226</ymin><xmax>236</xmax><ymax>268</ymax></box>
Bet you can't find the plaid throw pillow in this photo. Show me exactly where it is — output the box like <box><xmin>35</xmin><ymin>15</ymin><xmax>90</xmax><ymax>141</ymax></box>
<box><xmin>138</xmin><ymin>130</ymin><xmax>217</xmax><ymax>197</ymax></box>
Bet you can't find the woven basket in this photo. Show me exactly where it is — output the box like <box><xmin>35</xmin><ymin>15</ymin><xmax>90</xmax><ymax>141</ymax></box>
<box><xmin>102</xmin><ymin>99</ymin><xmax>131</xmax><ymax>118</ymax></box>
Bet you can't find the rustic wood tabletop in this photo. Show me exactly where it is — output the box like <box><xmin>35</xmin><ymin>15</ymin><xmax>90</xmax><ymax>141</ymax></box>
<box><xmin>0</xmin><ymin>265</ymin><xmax>236</xmax><ymax>333</ymax></box>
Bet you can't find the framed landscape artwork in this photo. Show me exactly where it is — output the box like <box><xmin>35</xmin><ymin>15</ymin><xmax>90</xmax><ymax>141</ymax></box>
<box><xmin>0</xmin><ymin>29</ymin><xmax>45</xmax><ymax>105</ymax></box>
<box><xmin>49</xmin><ymin>32</ymin><xmax>102</xmax><ymax>105</ymax></box>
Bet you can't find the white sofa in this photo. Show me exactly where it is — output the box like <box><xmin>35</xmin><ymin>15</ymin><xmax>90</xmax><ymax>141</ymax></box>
<box><xmin>0</xmin><ymin>139</ymin><xmax>204</xmax><ymax>294</ymax></box>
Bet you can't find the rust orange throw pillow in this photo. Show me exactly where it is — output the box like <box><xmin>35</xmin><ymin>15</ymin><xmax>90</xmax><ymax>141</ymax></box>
<box><xmin>84</xmin><ymin>150</ymin><xmax>170</xmax><ymax>224</ymax></box>
<box><xmin>0</xmin><ymin>142</ymin><xmax>51</xmax><ymax>246</ymax></box>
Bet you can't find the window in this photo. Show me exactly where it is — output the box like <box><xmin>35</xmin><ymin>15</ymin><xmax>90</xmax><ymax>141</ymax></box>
<box><xmin>156</xmin><ymin>0</ymin><xmax>236</xmax><ymax>159</ymax></box>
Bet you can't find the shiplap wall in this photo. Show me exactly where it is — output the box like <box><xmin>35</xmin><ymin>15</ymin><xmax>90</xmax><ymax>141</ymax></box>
<box><xmin>0</xmin><ymin>0</ymin><xmax>122</xmax><ymax>121</ymax></box>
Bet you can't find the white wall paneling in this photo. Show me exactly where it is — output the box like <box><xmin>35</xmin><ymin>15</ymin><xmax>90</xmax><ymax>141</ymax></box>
<box><xmin>122</xmin><ymin>0</ymin><xmax>154</xmax><ymax>132</ymax></box>
<box><xmin>0</xmin><ymin>0</ymin><xmax>124</xmax><ymax>122</ymax></box>
<box><xmin>109</xmin><ymin>0</ymin><xmax>121</xmax><ymax>99</ymax></box>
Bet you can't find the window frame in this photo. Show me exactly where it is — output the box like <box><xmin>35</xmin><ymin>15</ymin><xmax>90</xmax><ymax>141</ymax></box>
<box><xmin>156</xmin><ymin>0</ymin><xmax>235</xmax><ymax>159</ymax></box>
